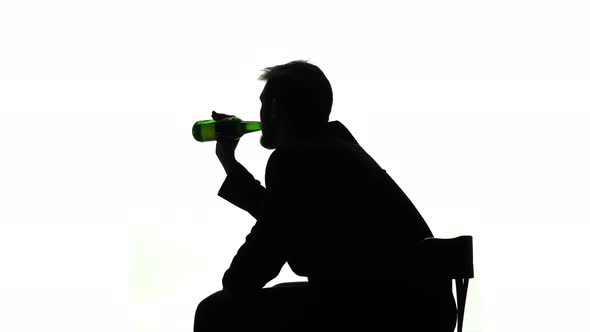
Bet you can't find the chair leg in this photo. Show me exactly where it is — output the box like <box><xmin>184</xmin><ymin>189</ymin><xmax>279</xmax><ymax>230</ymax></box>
<box><xmin>455</xmin><ymin>278</ymin><xmax>469</xmax><ymax>332</ymax></box>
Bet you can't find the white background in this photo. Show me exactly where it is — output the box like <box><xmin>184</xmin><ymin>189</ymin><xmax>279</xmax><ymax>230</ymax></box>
<box><xmin>1</xmin><ymin>1</ymin><xmax>589</xmax><ymax>331</ymax></box>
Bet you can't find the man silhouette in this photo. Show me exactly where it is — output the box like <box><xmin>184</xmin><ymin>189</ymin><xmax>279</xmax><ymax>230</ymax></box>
<box><xmin>194</xmin><ymin>60</ymin><xmax>457</xmax><ymax>332</ymax></box>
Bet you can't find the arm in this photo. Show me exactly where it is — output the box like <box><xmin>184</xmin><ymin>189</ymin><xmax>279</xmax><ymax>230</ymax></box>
<box><xmin>217</xmin><ymin>160</ymin><xmax>266</xmax><ymax>220</ymax></box>
<box><xmin>221</xmin><ymin>150</ymin><xmax>291</xmax><ymax>296</ymax></box>
<box><xmin>212</xmin><ymin>111</ymin><xmax>265</xmax><ymax>219</ymax></box>
<box><xmin>221</xmin><ymin>216</ymin><xmax>286</xmax><ymax>296</ymax></box>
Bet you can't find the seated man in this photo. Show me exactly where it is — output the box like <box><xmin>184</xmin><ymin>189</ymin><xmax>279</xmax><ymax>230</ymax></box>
<box><xmin>194</xmin><ymin>60</ymin><xmax>457</xmax><ymax>332</ymax></box>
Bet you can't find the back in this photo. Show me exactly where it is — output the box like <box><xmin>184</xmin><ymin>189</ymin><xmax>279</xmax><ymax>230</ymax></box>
<box><xmin>266</xmin><ymin>121</ymin><xmax>433</xmax><ymax>283</ymax></box>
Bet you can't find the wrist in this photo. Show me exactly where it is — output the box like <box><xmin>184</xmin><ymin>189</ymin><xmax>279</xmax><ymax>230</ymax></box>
<box><xmin>222</xmin><ymin>158</ymin><xmax>240</xmax><ymax>176</ymax></box>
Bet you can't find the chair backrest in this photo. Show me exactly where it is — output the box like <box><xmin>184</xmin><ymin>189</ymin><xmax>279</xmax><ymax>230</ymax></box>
<box><xmin>417</xmin><ymin>236</ymin><xmax>474</xmax><ymax>332</ymax></box>
<box><xmin>418</xmin><ymin>236</ymin><xmax>474</xmax><ymax>279</ymax></box>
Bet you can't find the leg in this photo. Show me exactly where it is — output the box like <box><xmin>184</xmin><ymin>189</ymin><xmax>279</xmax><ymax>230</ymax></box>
<box><xmin>194</xmin><ymin>284</ymin><xmax>314</xmax><ymax>332</ymax></box>
<box><xmin>194</xmin><ymin>290</ymin><xmax>247</xmax><ymax>332</ymax></box>
<box><xmin>308</xmin><ymin>282</ymin><xmax>406</xmax><ymax>331</ymax></box>
<box><xmin>309</xmin><ymin>281</ymin><xmax>453</xmax><ymax>332</ymax></box>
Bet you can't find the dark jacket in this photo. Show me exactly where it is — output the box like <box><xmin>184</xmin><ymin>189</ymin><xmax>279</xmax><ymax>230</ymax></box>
<box><xmin>218</xmin><ymin>121</ymin><xmax>435</xmax><ymax>294</ymax></box>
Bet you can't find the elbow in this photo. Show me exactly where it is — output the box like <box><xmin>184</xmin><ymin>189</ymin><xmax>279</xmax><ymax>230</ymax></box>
<box><xmin>222</xmin><ymin>270</ymin><xmax>261</xmax><ymax>296</ymax></box>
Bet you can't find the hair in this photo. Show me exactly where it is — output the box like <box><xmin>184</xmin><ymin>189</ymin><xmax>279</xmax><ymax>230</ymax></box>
<box><xmin>258</xmin><ymin>60</ymin><xmax>333</xmax><ymax>129</ymax></box>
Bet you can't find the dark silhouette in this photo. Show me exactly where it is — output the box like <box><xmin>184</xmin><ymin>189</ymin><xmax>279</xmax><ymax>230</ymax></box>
<box><xmin>194</xmin><ymin>60</ymin><xmax>460</xmax><ymax>332</ymax></box>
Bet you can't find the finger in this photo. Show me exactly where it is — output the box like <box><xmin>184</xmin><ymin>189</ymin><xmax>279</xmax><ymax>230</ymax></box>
<box><xmin>211</xmin><ymin>111</ymin><xmax>222</xmax><ymax>120</ymax></box>
<box><xmin>212</xmin><ymin>110</ymin><xmax>224</xmax><ymax>118</ymax></box>
<box><xmin>211</xmin><ymin>111</ymin><xmax>234</xmax><ymax>120</ymax></box>
<box><xmin>216</xmin><ymin>136</ymin><xmax>240</xmax><ymax>143</ymax></box>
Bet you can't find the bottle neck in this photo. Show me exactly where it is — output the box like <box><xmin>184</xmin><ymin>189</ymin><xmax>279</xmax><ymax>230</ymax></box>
<box><xmin>240</xmin><ymin>121</ymin><xmax>262</xmax><ymax>133</ymax></box>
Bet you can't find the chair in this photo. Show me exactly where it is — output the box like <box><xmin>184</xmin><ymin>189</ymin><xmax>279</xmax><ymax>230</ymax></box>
<box><xmin>417</xmin><ymin>236</ymin><xmax>474</xmax><ymax>332</ymax></box>
<box><xmin>274</xmin><ymin>235</ymin><xmax>474</xmax><ymax>332</ymax></box>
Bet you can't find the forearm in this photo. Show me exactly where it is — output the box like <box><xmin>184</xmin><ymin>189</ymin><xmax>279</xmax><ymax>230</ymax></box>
<box><xmin>222</xmin><ymin>218</ymin><xmax>286</xmax><ymax>293</ymax></box>
<box><xmin>218</xmin><ymin>159</ymin><xmax>266</xmax><ymax>220</ymax></box>
<box><xmin>221</xmin><ymin>157</ymin><xmax>241</xmax><ymax>177</ymax></box>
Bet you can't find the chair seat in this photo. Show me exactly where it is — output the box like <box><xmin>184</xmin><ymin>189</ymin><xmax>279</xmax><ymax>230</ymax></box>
<box><xmin>274</xmin><ymin>235</ymin><xmax>474</xmax><ymax>332</ymax></box>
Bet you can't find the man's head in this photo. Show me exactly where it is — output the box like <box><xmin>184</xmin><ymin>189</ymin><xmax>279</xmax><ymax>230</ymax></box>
<box><xmin>258</xmin><ymin>60</ymin><xmax>333</xmax><ymax>149</ymax></box>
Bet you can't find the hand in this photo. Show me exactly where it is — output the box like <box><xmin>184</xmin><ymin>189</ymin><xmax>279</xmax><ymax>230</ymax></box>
<box><xmin>212</xmin><ymin>111</ymin><xmax>240</xmax><ymax>173</ymax></box>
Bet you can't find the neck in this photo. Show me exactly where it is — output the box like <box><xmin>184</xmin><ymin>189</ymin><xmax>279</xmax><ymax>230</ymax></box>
<box><xmin>278</xmin><ymin>121</ymin><xmax>329</xmax><ymax>145</ymax></box>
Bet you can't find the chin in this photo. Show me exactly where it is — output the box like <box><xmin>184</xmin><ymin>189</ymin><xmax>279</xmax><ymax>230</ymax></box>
<box><xmin>260</xmin><ymin>135</ymin><xmax>278</xmax><ymax>150</ymax></box>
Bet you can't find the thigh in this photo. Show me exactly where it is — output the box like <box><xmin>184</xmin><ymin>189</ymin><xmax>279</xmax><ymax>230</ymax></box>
<box><xmin>312</xmin><ymin>283</ymin><xmax>450</xmax><ymax>331</ymax></box>
<box><xmin>307</xmin><ymin>284</ymin><xmax>400</xmax><ymax>331</ymax></box>
<box><xmin>254</xmin><ymin>284</ymin><xmax>318</xmax><ymax>332</ymax></box>
<box><xmin>195</xmin><ymin>290</ymin><xmax>249</xmax><ymax>332</ymax></box>
<box><xmin>195</xmin><ymin>285</ymin><xmax>315</xmax><ymax>332</ymax></box>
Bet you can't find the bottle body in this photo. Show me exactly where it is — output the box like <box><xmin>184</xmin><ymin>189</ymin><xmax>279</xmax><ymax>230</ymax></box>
<box><xmin>192</xmin><ymin>116</ymin><xmax>261</xmax><ymax>142</ymax></box>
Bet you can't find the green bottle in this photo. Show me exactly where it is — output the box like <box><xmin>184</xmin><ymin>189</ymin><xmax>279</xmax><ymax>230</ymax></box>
<box><xmin>192</xmin><ymin>116</ymin><xmax>262</xmax><ymax>142</ymax></box>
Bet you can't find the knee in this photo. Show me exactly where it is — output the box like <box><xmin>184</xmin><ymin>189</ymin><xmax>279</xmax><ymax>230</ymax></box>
<box><xmin>194</xmin><ymin>290</ymin><xmax>232</xmax><ymax>332</ymax></box>
<box><xmin>197</xmin><ymin>290</ymin><xmax>224</xmax><ymax>311</ymax></box>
